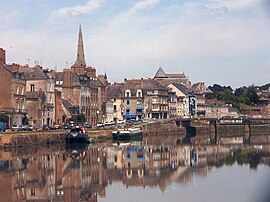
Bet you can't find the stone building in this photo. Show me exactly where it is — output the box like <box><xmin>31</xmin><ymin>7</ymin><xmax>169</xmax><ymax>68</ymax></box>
<box><xmin>0</xmin><ymin>48</ymin><xmax>27</xmax><ymax>127</ymax></box>
<box><xmin>167</xmin><ymin>83</ymin><xmax>190</xmax><ymax>117</ymax></box>
<box><xmin>55</xmin><ymin>25</ymin><xmax>105</xmax><ymax>126</ymax></box>
<box><xmin>26</xmin><ymin>90</ymin><xmax>46</xmax><ymax>127</ymax></box>
<box><xmin>19</xmin><ymin>65</ymin><xmax>56</xmax><ymax>126</ymax></box>
<box><xmin>154</xmin><ymin>67</ymin><xmax>192</xmax><ymax>88</ymax></box>
<box><xmin>55</xmin><ymin>89</ymin><xmax>66</xmax><ymax>125</ymax></box>
<box><xmin>106</xmin><ymin>78</ymin><xmax>169</xmax><ymax>121</ymax></box>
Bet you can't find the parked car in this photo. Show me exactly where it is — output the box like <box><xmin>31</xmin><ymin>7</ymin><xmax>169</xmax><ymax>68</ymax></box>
<box><xmin>0</xmin><ymin>122</ymin><xmax>6</xmax><ymax>132</ymax></box>
<box><xmin>42</xmin><ymin>125</ymin><xmax>51</xmax><ymax>131</ymax></box>
<box><xmin>97</xmin><ymin>122</ymin><xmax>104</xmax><ymax>128</ymax></box>
<box><xmin>63</xmin><ymin>124</ymin><xmax>71</xmax><ymax>130</ymax></box>
<box><xmin>18</xmin><ymin>125</ymin><xmax>33</xmax><ymax>131</ymax></box>
<box><xmin>11</xmin><ymin>124</ymin><xmax>21</xmax><ymax>131</ymax></box>
<box><xmin>83</xmin><ymin>124</ymin><xmax>92</xmax><ymax>129</ymax></box>
<box><xmin>52</xmin><ymin>125</ymin><xmax>62</xmax><ymax>130</ymax></box>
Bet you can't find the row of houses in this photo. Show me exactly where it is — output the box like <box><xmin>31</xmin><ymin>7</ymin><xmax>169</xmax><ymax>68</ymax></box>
<box><xmin>0</xmin><ymin>26</ymin><xmax>107</xmax><ymax>128</ymax></box>
<box><xmin>105</xmin><ymin>68</ymin><xmax>240</xmax><ymax>123</ymax></box>
<box><xmin>0</xmin><ymin>26</ymin><xmax>240</xmax><ymax>128</ymax></box>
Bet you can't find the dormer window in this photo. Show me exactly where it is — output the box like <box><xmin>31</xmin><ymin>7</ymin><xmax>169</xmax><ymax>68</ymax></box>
<box><xmin>137</xmin><ymin>89</ymin><xmax>142</xmax><ymax>97</ymax></box>
<box><xmin>125</xmin><ymin>89</ymin><xmax>131</xmax><ymax>97</ymax></box>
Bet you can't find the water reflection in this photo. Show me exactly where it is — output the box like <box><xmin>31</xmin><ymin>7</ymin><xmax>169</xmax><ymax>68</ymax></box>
<box><xmin>0</xmin><ymin>142</ymin><xmax>269</xmax><ymax>201</ymax></box>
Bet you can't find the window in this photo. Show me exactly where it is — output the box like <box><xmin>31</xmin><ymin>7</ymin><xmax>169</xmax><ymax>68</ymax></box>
<box><xmin>30</xmin><ymin>84</ymin><xmax>35</xmax><ymax>92</ymax></box>
<box><xmin>31</xmin><ymin>188</ymin><xmax>35</xmax><ymax>196</ymax></box>
<box><xmin>16</xmin><ymin>86</ymin><xmax>19</xmax><ymax>94</ymax></box>
<box><xmin>127</xmin><ymin>100</ymin><xmax>130</xmax><ymax>105</ymax></box>
<box><xmin>125</xmin><ymin>89</ymin><xmax>131</xmax><ymax>97</ymax></box>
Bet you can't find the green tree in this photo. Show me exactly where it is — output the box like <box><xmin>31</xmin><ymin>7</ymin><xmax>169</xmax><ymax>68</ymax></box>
<box><xmin>0</xmin><ymin>113</ymin><xmax>8</xmax><ymax>123</ymax></box>
<box><xmin>76</xmin><ymin>113</ymin><xmax>86</xmax><ymax>123</ymax></box>
<box><xmin>22</xmin><ymin>115</ymin><xmax>29</xmax><ymax>125</ymax></box>
<box><xmin>247</xmin><ymin>86</ymin><xmax>259</xmax><ymax>104</ymax></box>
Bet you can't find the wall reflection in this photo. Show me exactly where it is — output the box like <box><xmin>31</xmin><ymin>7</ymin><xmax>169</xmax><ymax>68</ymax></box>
<box><xmin>0</xmin><ymin>142</ymin><xmax>269</xmax><ymax>201</ymax></box>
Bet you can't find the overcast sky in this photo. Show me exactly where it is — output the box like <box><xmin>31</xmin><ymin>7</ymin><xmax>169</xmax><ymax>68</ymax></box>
<box><xmin>0</xmin><ymin>0</ymin><xmax>270</xmax><ymax>88</ymax></box>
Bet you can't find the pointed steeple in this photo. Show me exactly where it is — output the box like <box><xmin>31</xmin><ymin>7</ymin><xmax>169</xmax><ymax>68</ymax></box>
<box><xmin>154</xmin><ymin>67</ymin><xmax>167</xmax><ymax>78</ymax></box>
<box><xmin>74</xmin><ymin>25</ymin><xmax>86</xmax><ymax>67</ymax></box>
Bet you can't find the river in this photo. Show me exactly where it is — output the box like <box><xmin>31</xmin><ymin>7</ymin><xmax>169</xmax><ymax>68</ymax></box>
<box><xmin>0</xmin><ymin>139</ymin><xmax>269</xmax><ymax>202</ymax></box>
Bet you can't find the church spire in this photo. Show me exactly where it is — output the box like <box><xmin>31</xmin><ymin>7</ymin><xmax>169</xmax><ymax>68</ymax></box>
<box><xmin>74</xmin><ymin>25</ymin><xmax>86</xmax><ymax>67</ymax></box>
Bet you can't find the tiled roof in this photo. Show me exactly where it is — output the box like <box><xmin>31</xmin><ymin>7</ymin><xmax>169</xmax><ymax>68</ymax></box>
<box><xmin>106</xmin><ymin>83</ymin><xmax>124</xmax><ymax>98</ymax></box>
<box><xmin>141</xmin><ymin>79</ymin><xmax>168</xmax><ymax>90</ymax></box>
<box><xmin>171</xmin><ymin>83</ymin><xmax>190</xmax><ymax>95</ymax></box>
<box><xmin>56</xmin><ymin>72</ymin><xmax>63</xmax><ymax>80</ymax></box>
<box><xmin>154</xmin><ymin>67</ymin><xmax>167</xmax><ymax>78</ymax></box>
<box><xmin>19</xmin><ymin>67</ymin><xmax>47</xmax><ymax>80</ymax></box>
<box><xmin>166</xmin><ymin>73</ymin><xmax>186</xmax><ymax>79</ymax></box>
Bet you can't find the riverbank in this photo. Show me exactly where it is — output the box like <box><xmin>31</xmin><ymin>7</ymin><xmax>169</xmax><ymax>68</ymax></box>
<box><xmin>1</xmin><ymin>121</ymin><xmax>270</xmax><ymax>148</ymax></box>
<box><xmin>0</xmin><ymin>130</ymin><xmax>113</xmax><ymax>149</ymax></box>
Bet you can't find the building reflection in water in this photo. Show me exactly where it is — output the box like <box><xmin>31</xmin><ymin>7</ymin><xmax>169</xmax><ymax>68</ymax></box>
<box><xmin>0</xmin><ymin>142</ymin><xmax>269</xmax><ymax>201</ymax></box>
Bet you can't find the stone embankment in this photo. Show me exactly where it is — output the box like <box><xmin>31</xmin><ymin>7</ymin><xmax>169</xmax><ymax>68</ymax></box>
<box><xmin>0</xmin><ymin>130</ymin><xmax>113</xmax><ymax>149</ymax></box>
<box><xmin>0</xmin><ymin>131</ymin><xmax>67</xmax><ymax>149</ymax></box>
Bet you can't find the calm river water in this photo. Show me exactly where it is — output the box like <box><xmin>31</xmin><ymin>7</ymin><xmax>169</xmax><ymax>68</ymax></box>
<box><xmin>0</xmin><ymin>140</ymin><xmax>269</xmax><ymax>202</ymax></box>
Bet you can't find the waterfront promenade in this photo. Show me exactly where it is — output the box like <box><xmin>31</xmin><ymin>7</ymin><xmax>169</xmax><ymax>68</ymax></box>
<box><xmin>0</xmin><ymin>117</ymin><xmax>270</xmax><ymax>148</ymax></box>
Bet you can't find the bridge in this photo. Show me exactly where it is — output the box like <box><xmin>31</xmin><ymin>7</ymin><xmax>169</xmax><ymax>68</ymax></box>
<box><xmin>144</xmin><ymin>117</ymin><xmax>270</xmax><ymax>145</ymax></box>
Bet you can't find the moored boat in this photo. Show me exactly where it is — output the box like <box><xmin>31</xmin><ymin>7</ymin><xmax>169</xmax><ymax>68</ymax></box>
<box><xmin>65</xmin><ymin>127</ymin><xmax>90</xmax><ymax>144</ymax></box>
<box><xmin>112</xmin><ymin>127</ymin><xmax>143</xmax><ymax>141</ymax></box>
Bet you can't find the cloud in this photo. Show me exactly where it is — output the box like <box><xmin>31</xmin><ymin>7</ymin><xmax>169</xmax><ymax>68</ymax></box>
<box><xmin>51</xmin><ymin>0</ymin><xmax>103</xmax><ymax>17</ymax></box>
<box><xmin>134</xmin><ymin>0</ymin><xmax>160</xmax><ymax>10</ymax></box>
<box><xmin>207</xmin><ymin>0</ymin><xmax>262</xmax><ymax>10</ymax></box>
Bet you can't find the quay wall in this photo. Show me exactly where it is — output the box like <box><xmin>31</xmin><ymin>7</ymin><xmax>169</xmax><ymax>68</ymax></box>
<box><xmin>0</xmin><ymin>131</ymin><xmax>67</xmax><ymax>149</ymax></box>
<box><xmin>143</xmin><ymin>122</ymin><xmax>186</xmax><ymax>137</ymax></box>
<box><xmin>0</xmin><ymin>130</ymin><xmax>113</xmax><ymax>149</ymax></box>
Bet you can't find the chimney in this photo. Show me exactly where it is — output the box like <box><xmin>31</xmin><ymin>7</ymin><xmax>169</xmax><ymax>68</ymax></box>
<box><xmin>0</xmin><ymin>48</ymin><xmax>6</xmax><ymax>67</ymax></box>
<box><xmin>11</xmin><ymin>63</ymin><xmax>20</xmax><ymax>72</ymax></box>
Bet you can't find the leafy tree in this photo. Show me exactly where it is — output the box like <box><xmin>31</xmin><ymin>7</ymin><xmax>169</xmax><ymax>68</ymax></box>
<box><xmin>0</xmin><ymin>113</ymin><xmax>8</xmax><ymax>123</ymax></box>
<box><xmin>247</xmin><ymin>86</ymin><xmax>259</xmax><ymax>104</ymax></box>
<box><xmin>76</xmin><ymin>113</ymin><xmax>86</xmax><ymax>123</ymax></box>
<box><xmin>67</xmin><ymin>114</ymin><xmax>86</xmax><ymax>123</ymax></box>
<box><xmin>22</xmin><ymin>115</ymin><xmax>29</xmax><ymax>125</ymax></box>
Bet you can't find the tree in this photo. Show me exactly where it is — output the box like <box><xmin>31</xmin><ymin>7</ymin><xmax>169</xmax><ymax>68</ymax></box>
<box><xmin>247</xmin><ymin>86</ymin><xmax>259</xmax><ymax>104</ymax></box>
<box><xmin>22</xmin><ymin>115</ymin><xmax>29</xmax><ymax>125</ymax></box>
<box><xmin>0</xmin><ymin>113</ymin><xmax>8</xmax><ymax>123</ymax></box>
<box><xmin>76</xmin><ymin>113</ymin><xmax>86</xmax><ymax>123</ymax></box>
<box><xmin>68</xmin><ymin>114</ymin><xmax>86</xmax><ymax>123</ymax></box>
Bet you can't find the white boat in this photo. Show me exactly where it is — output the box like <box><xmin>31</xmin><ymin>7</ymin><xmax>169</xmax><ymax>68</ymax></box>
<box><xmin>112</xmin><ymin>128</ymin><xmax>143</xmax><ymax>141</ymax></box>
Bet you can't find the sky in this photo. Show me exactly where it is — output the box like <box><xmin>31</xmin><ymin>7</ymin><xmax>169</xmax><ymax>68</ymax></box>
<box><xmin>0</xmin><ymin>0</ymin><xmax>270</xmax><ymax>88</ymax></box>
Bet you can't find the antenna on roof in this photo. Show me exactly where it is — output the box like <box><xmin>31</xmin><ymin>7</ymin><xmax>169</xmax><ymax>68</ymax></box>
<box><xmin>66</xmin><ymin>61</ymin><xmax>68</xmax><ymax>68</ymax></box>
<box><xmin>55</xmin><ymin>62</ymin><xmax>57</xmax><ymax>72</ymax></box>
<box><xmin>27</xmin><ymin>58</ymin><xmax>30</xmax><ymax>66</ymax></box>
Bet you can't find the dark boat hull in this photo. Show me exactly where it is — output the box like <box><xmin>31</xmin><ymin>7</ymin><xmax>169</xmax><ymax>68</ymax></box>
<box><xmin>112</xmin><ymin>132</ymin><xmax>142</xmax><ymax>141</ymax></box>
<box><xmin>65</xmin><ymin>133</ymin><xmax>90</xmax><ymax>144</ymax></box>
